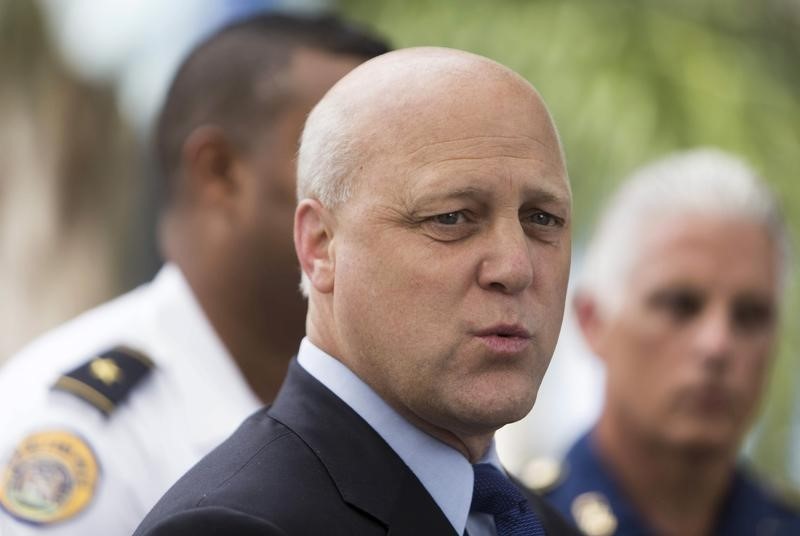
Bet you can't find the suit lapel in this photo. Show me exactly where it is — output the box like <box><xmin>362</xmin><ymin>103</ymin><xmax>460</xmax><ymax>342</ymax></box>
<box><xmin>269</xmin><ymin>360</ymin><xmax>457</xmax><ymax>535</ymax></box>
<box><xmin>384</xmin><ymin>467</ymin><xmax>459</xmax><ymax>535</ymax></box>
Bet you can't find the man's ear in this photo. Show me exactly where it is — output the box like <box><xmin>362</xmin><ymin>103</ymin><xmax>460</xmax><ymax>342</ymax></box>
<box><xmin>180</xmin><ymin>126</ymin><xmax>241</xmax><ymax>209</ymax></box>
<box><xmin>294</xmin><ymin>199</ymin><xmax>335</xmax><ymax>294</ymax></box>
<box><xmin>573</xmin><ymin>292</ymin><xmax>608</xmax><ymax>361</ymax></box>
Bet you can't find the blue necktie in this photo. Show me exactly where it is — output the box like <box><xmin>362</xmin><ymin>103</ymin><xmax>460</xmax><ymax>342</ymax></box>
<box><xmin>471</xmin><ymin>463</ymin><xmax>546</xmax><ymax>536</ymax></box>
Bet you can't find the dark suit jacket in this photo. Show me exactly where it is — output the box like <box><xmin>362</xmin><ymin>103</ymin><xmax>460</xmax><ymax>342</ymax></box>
<box><xmin>134</xmin><ymin>359</ymin><xmax>578</xmax><ymax>535</ymax></box>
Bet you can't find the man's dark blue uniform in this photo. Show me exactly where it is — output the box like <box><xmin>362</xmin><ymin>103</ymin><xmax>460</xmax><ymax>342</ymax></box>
<box><xmin>543</xmin><ymin>432</ymin><xmax>800</xmax><ymax>536</ymax></box>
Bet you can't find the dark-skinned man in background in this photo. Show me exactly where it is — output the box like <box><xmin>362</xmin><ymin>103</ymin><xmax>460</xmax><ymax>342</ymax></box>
<box><xmin>0</xmin><ymin>13</ymin><xmax>388</xmax><ymax>535</ymax></box>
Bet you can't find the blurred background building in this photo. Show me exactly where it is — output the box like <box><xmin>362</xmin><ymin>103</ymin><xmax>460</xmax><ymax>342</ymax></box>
<box><xmin>2</xmin><ymin>0</ymin><xmax>798</xmax><ymax>495</ymax></box>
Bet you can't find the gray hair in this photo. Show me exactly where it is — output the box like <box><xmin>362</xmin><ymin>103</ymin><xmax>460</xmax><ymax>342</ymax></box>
<box><xmin>578</xmin><ymin>148</ymin><xmax>790</xmax><ymax>314</ymax></box>
<box><xmin>296</xmin><ymin>89</ymin><xmax>361</xmax><ymax>207</ymax></box>
<box><xmin>295</xmin><ymin>89</ymin><xmax>362</xmax><ymax>296</ymax></box>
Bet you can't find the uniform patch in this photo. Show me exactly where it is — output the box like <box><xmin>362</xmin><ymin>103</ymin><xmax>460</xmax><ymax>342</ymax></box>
<box><xmin>0</xmin><ymin>430</ymin><xmax>99</xmax><ymax>525</ymax></box>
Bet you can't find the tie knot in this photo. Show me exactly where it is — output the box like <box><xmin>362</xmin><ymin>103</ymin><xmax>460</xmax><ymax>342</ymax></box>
<box><xmin>471</xmin><ymin>463</ymin><xmax>528</xmax><ymax>516</ymax></box>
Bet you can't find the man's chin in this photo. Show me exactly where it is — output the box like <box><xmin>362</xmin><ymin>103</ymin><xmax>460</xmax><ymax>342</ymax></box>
<box><xmin>456</xmin><ymin>397</ymin><xmax>536</xmax><ymax>434</ymax></box>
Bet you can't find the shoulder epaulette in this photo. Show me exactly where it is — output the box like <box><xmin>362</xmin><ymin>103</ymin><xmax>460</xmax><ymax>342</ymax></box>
<box><xmin>52</xmin><ymin>346</ymin><xmax>155</xmax><ymax>416</ymax></box>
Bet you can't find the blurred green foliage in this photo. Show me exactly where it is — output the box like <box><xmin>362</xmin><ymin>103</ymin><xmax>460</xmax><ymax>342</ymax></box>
<box><xmin>339</xmin><ymin>0</ymin><xmax>800</xmax><ymax>489</ymax></box>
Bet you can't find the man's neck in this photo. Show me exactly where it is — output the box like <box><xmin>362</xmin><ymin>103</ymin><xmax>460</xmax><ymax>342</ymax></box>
<box><xmin>181</xmin><ymin>263</ymin><xmax>305</xmax><ymax>404</ymax></box>
<box><xmin>414</xmin><ymin>423</ymin><xmax>494</xmax><ymax>464</ymax></box>
<box><xmin>594</xmin><ymin>414</ymin><xmax>736</xmax><ymax>536</ymax></box>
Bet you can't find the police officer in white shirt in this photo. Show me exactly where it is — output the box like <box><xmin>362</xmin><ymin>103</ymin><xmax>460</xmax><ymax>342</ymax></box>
<box><xmin>0</xmin><ymin>13</ymin><xmax>389</xmax><ymax>535</ymax></box>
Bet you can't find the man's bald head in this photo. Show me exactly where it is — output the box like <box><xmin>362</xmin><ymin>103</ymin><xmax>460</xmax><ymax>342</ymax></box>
<box><xmin>297</xmin><ymin>47</ymin><xmax>566</xmax><ymax>209</ymax></box>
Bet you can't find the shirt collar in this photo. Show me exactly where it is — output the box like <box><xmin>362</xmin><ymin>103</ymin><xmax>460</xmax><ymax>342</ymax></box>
<box><xmin>298</xmin><ymin>337</ymin><xmax>502</xmax><ymax>535</ymax></box>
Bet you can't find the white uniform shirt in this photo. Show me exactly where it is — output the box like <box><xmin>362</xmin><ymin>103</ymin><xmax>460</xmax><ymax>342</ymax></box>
<box><xmin>0</xmin><ymin>264</ymin><xmax>262</xmax><ymax>535</ymax></box>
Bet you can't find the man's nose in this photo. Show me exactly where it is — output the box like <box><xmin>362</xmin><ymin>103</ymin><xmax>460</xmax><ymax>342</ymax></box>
<box><xmin>694</xmin><ymin>305</ymin><xmax>735</xmax><ymax>372</ymax></box>
<box><xmin>476</xmin><ymin>219</ymin><xmax>534</xmax><ymax>294</ymax></box>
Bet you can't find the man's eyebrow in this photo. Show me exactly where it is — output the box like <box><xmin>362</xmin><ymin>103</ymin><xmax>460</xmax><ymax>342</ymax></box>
<box><xmin>409</xmin><ymin>186</ymin><xmax>490</xmax><ymax>206</ymax></box>
<box><xmin>520</xmin><ymin>185</ymin><xmax>571</xmax><ymax>206</ymax></box>
<box><xmin>407</xmin><ymin>183</ymin><xmax>571</xmax><ymax>207</ymax></box>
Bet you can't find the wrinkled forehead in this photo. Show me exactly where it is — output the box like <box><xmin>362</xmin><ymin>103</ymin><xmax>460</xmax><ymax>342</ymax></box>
<box><xmin>400</xmin><ymin>136</ymin><xmax>568</xmax><ymax>202</ymax></box>
<box><xmin>358</xmin><ymin>83</ymin><xmax>566</xmax><ymax>193</ymax></box>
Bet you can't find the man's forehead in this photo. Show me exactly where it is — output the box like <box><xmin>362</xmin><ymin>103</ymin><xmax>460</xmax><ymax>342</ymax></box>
<box><xmin>403</xmin><ymin>180</ymin><xmax>571</xmax><ymax>206</ymax></box>
<box><xmin>344</xmin><ymin>136</ymin><xmax>570</xmax><ymax>212</ymax></box>
<box><xmin>404</xmin><ymin>132</ymin><xmax>555</xmax><ymax>161</ymax></box>
<box><xmin>642</xmin><ymin>213</ymin><xmax>772</xmax><ymax>251</ymax></box>
<box><xmin>629</xmin><ymin>216</ymin><xmax>778</xmax><ymax>286</ymax></box>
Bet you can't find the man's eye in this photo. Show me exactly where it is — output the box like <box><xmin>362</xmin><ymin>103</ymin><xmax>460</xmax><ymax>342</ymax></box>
<box><xmin>732</xmin><ymin>299</ymin><xmax>775</xmax><ymax>333</ymax></box>
<box><xmin>421</xmin><ymin>211</ymin><xmax>478</xmax><ymax>242</ymax></box>
<box><xmin>524</xmin><ymin>211</ymin><xmax>561</xmax><ymax>227</ymax></box>
<box><xmin>650</xmin><ymin>289</ymin><xmax>704</xmax><ymax>321</ymax></box>
<box><xmin>433</xmin><ymin>212</ymin><xmax>464</xmax><ymax>225</ymax></box>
